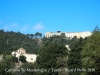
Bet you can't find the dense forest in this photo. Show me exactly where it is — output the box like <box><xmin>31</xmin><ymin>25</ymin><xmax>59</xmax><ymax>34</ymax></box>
<box><xmin>0</xmin><ymin>26</ymin><xmax>100</xmax><ymax>75</ymax></box>
<box><xmin>0</xmin><ymin>30</ymin><xmax>42</xmax><ymax>54</ymax></box>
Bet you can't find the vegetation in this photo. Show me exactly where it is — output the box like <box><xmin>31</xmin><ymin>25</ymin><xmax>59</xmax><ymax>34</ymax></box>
<box><xmin>0</xmin><ymin>30</ymin><xmax>42</xmax><ymax>54</ymax></box>
<box><xmin>0</xmin><ymin>26</ymin><xmax>100</xmax><ymax>75</ymax></box>
<box><xmin>35</xmin><ymin>42</ymin><xmax>68</xmax><ymax>75</ymax></box>
<box><xmin>19</xmin><ymin>55</ymin><xmax>26</xmax><ymax>63</ymax></box>
<box><xmin>42</xmin><ymin>34</ymin><xmax>78</xmax><ymax>45</ymax></box>
<box><xmin>0</xmin><ymin>55</ymin><xmax>15</xmax><ymax>75</ymax></box>
<box><xmin>0</xmin><ymin>30</ymin><xmax>42</xmax><ymax>75</ymax></box>
<box><xmin>17</xmin><ymin>63</ymin><xmax>35</xmax><ymax>75</ymax></box>
<box><xmin>81</xmin><ymin>26</ymin><xmax>100</xmax><ymax>75</ymax></box>
<box><xmin>67</xmin><ymin>38</ymin><xmax>87</xmax><ymax>75</ymax></box>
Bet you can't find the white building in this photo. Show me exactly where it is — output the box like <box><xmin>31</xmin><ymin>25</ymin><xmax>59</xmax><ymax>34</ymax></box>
<box><xmin>23</xmin><ymin>53</ymin><xmax>37</xmax><ymax>63</ymax></box>
<box><xmin>11</xmin><ymin>47</ymin><xmax>37</xmax><ymax>63</ymax></box>
<box><xmin>45</xmin><ymin>32</ymin><xmax>61</xmax><ymax>38</ymax></box>
<box><xmin>45</xmin><ymin>31</ymin><xmax>92</xmax><ymax>39</ymax></box>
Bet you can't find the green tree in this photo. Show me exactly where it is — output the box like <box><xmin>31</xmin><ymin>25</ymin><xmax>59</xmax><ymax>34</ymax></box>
<box><xmin>3</xmin><ymin>54</ymin><xmax>14</xmax><ymax>62</ymax></box>
<box><xmin>30</xmin><ymin>34</ymin><xmax>34</xmax><ymax>39</ymax></box>
<box><xmin>0</xmin><ymin>60</ymin><xmax>14</xmax><ymax>75</ymax></box>
<box><xmin>81</xmin><ymin>26</ymin><xmax>100</xmax><ymax>75</ymax></box>
<box><xmin>68</xmin><ymin>38</ymin><xmax>84</xmax><ymax>75</ymax></box>
<box><xmin>35</xmin><ymin>43</ymin><xmax>68</xmax><ymax>75</ymax></box>
<box><xmin>17</xmin><ymin>63</ymin><xmax>35</xmax><ymax>75</ymax></box>
<box><xmin>0</xmin><ymin>54</ymin><xmax>15</xmax><ymax>75</ymax></box>
<box><xmin>0</xmin><ymin>30</ymin><xmax>40</xmax><ymax>54</ymax></box>
<box><xmin>35</xmin><ymin>32</ymin><xmax>42</xmax><ymax>38</ymax></box>
<box><xmin>12</xmin><ymin>56</ymin><xmax>18</xmax><ymax>62</ymax></box>
<box><xmin>39</xmin><ymin>33</ymin><xmax>42</xmax><ymax>38</ymax></box>
<box><xmin>19</xmin><ymin>55</ymin><xmax>26</xmax><ymax>63</ymax></box>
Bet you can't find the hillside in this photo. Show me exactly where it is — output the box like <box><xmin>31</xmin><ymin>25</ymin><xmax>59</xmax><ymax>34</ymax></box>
<box><xmin>0</xmin><ymin>29</ymin><xmax>41</xmax><ymax>54</ymax></box>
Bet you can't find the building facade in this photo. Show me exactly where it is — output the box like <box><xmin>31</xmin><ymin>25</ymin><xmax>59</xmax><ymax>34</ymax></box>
<box><xmin>45</xmin><ymin>31</ymin><xmax>92</xmax><ymax>39</ymax></box>
<box><xmin>11</xmin><ymin>47</ymin><xmax>37</xmax><ymax>63</ymax></box>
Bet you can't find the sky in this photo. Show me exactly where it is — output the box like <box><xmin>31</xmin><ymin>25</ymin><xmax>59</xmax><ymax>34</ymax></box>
<box><xmin>0</xmin><ymin>0</ymin><xmax>100</xmax><ymax>35</ymax></box>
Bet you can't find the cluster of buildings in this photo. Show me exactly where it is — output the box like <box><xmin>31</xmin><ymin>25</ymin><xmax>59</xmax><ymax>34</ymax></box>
<box><xmin>10</xmin><ymin>31</ymin><xmax>92</xmax><ymax>63</ymax></box>
<box><xmin>45</xmin><ymin>31</ymin><xmax>92</xmax><ymax>39</ymax></box>
<box><xmin>11</xmin><ymin>47</ymin><xmax>37</xmax><ymax>63</ymax></box>
<box><xmin>11</xmin><ymin>46</ymin><xmax>70</xmax><ymax>63</ymax></box>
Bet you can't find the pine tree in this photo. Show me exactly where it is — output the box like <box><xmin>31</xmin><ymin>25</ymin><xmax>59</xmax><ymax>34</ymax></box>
<box><xmin>68</xmin><ymin>38</ymin><xmax>84</xmax><ymax>75</ymax></box>
<box><xmin>19</xmin><ymin>55</ymin><xmax>26</xmax><ymax>63</ymax></box>
<box><xmin>35</xmin><ymin>42</ymin><xmax>68</xmax><ymax>75</ymax></box>
<box><xmin>81</xmin><ymin>26</ymin><xmax>100</xmax><ymax>75</ymax></box>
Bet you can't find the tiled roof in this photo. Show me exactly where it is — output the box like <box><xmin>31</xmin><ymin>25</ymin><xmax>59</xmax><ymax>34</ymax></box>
<box><xmin>18</xmin><ymin>47</ymin><xmax>25</xmax><ymax>51</ymax></box>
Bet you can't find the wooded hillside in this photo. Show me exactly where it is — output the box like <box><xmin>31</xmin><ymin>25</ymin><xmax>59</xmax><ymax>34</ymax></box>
<box><xmin>0</xmin><ymin>29</ymin><xmax>42</xmax><ymax>54</ymax></box>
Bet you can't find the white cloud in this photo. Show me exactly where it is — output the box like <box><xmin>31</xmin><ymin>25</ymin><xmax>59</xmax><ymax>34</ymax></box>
<box><xmin>20</xmin><ymin>25</ymin><xmax>29</xmax><ymax>32</ymax></box>
<box><xmin>3</xmin><ymin>25</ymin><xmax>9</xmax><ymax>31</ymax></box>
<box><xmin>2</xmin><ymin>23</ymin><xmax>19</xmax><ymax>31</ymax></box>
<box><xmin>33</xmin><ymin>22</ymin><xmax>45</xmax><ymax>30</ymax></box>
<box><xmin>11</xmin><ymin>23</ymin><xmax>19</xmax><ymax>28</ymax></box>
<box><xmin>2</xmin><ymin>22</ymin><xmax>46</xmax><ymax>34</ymax></box>
<box><xmin>2</xmin><ymin>23</ymin><xmax>30</xmax><ymax>34</ymax></box>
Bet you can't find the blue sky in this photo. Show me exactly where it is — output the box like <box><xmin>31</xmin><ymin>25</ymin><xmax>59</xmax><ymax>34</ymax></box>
<box><xmin>0</xmin><ymin>0</ymin><xmax>100</xmax><ymax>35</ymax></box>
